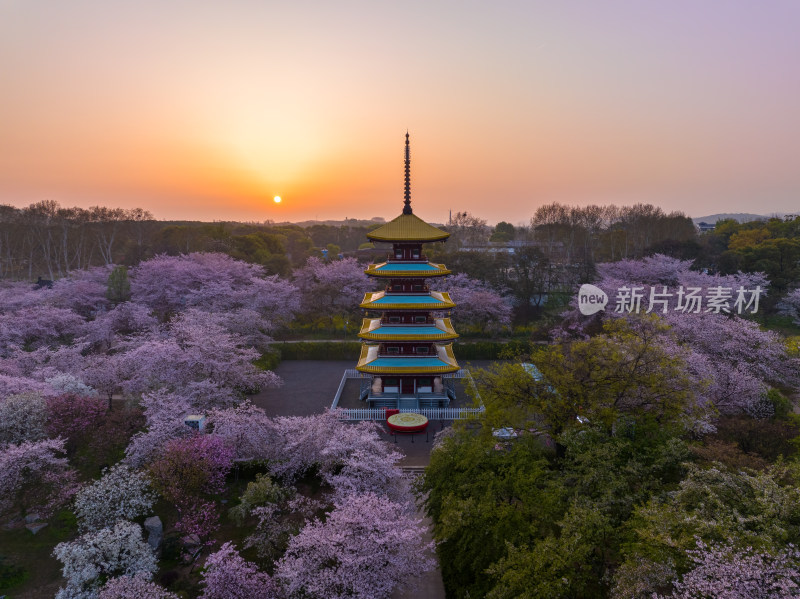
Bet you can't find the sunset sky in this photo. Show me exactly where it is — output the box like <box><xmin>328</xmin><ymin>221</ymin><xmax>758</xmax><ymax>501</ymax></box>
<box><xmin>2</xmin><ymin>1</ymin><xmax>799</xmax><ymax>224</ymax></box>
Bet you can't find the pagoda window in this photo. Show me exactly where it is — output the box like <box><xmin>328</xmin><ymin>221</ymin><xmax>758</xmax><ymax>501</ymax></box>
<box><xmin>413</xmin><ymin>284</ymin><xmax>423</xmax><ymax>291</ymax></box>
<box><xmin>414</xmin><ymin>315</ymin><xmax>427</xmax><ymax>323</ymax></box>
<box><xmin>387</xmin><ymin>346</ymin><xmax>400</xmax><ymax>354</ymax></box>
<box><xmin>384</xmin><ymin>378</ymin><xmax>399</xmax><ymax>393</ymax></box>
<box><xmin>412</xmin><ymin>249</ymin><xmax>420</xmax><ymax>259</ymax></box>
<box><xmin>389</xmin><ymin>316</ymin><xmax>401</xmax><ymax>323</ymax></box>
<box><xmin>415</xmin><ymin>346</ymin><xmax>429</xmax><ymax>355</ymax></box>
<box><xmin>395</xmin><ymin>249</ymin><xmax>403</xmax><ymax>259</ymax></box>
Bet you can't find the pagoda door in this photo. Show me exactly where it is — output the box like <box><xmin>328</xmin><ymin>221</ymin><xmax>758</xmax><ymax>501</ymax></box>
<box><xmin>401</xmin><ymin>378</ymin><xmax>414</xmax><ymax>395</ymax></box>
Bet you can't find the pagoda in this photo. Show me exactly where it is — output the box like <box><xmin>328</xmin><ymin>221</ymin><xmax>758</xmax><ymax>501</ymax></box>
<box><xmin>356</xmin><ymin>133</ymin><xmax>459</xmax><ymax>410</ymax></box>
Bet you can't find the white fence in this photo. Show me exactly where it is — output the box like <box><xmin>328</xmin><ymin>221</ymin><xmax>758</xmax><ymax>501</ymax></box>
<box><xmin>335</xmin><ymin>406</ymin><xmax>485</xmax><ymax>421</ymax></box>
<box><xmin>330</xmin><ymin>370</ymin><xmax>358</xmax><ymax>409</ymax></box>
<box><xmin>330</xmin><ymin>368</ymin><xmax>482</xmax><ymax>418</ymax></box>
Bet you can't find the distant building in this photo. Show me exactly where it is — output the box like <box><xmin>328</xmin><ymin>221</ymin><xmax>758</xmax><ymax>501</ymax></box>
<box><xmin>696</xmin><ymin>221</ymin><xmax>716</xmax><ymax>232</ymax></box>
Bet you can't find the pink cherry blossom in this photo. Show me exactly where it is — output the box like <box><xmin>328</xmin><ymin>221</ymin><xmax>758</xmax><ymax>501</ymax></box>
<box><xmin>200</xmin><ymin>542</ymin><xmax>279</xmax><ymax>599</ymax></box>
<box><xmin>275</xmin><ymin>492</ymin><xmax>435</xmax><ymax>599</ymax></box>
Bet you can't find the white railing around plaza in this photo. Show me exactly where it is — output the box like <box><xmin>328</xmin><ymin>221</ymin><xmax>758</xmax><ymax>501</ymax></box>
<box><xmin>334</xmin><ymin>406</ymin><xmax>484</xmax><ymax>421</ymax></box>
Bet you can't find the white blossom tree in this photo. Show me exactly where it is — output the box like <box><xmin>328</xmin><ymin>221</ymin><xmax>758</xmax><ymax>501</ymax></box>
<box><xmin>53</xmin><ymin>520</ymin><xmax>157</xmax><ymax>599</ymax></box>
<box><xmin>98</xmin><ymin>574</ymin><xmax>179</xmax><ymax>599</ymax></box>
<box><xmin>0</xmin><ymin>391</ymin><xmax>48</xmax><ymax>445</ymax></box>
<box><xmin>73</xmin><ymin>464</ymin><xmax>157</xmax><ymax>531</ymax></box>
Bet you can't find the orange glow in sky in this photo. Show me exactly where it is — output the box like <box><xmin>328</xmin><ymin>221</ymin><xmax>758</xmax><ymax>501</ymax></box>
<box><xmin>2</xmin><ymin>1</ymin><xmax>800</xmax><ymax>223</ymax></box>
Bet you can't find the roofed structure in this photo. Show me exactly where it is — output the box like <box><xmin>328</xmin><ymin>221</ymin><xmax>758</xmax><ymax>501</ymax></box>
<box><xmin>354</xmin><ymin>133</ymin><xmax>460</xmax><ymax>410</ymax></box>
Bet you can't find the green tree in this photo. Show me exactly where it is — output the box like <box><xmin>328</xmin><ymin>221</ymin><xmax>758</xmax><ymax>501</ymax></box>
<box><xmin>473</xmin><ymin>317</ymin><xmax>698</xmax><ymax>442</ymax></box>
<box><xmin>106</xmin><ymin>265</ymin><xmax>131</xmax><ymax>304</ymax></box>
<box><xmin>422</xmin><ymin>433</ymin><xmax>561</xmax><ymax>599</ymax></box>
<box><xmin>490</xmin><ymin>221</ymin><xmax>515</xmax><ymax>242</ymax></box>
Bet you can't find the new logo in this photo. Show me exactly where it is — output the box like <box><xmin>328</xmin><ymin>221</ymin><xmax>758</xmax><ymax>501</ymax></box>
<box><xmin>578</xmin><ymin>284</ymin><xmax>608</xmax><ymax>315</ymax></box>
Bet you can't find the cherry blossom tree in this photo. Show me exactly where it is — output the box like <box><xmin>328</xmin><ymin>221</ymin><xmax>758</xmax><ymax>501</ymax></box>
<box><xmin>79</xmin><ymin>302</ymin><xmax>158</xmax><ymax>350</ymax></box>
<box><xmin>0</xmin><ymin>438</ymin><xmax>78</xmax><ymax>517</ymax></box>
<box><xmin>267</xmin><ymin>412</ymin><xmax>343</xmax><ymax>480</ymax></box>
<box><xmin>149</xmin><ymin>434</ymin><xmax>234</xmax><ymax>501</ymax></box>
<box><xmin>53</xmin><ymin>520</ymin><xmax>157</xmax><ymax>599</ymax></box>
<box><xmin>268</xmin><ymin>412</ymin><xmax>406</xmax><ymax>502</ymax></box>
<box><xmin>658</xmin><ymin>540</ymin><xmax>800</xmax><ymax>599</ymax></box>
<box><xmin>98</xmin><ymin>574</ymin><xmax>179</xmax><ymax>599</ymax></box>
<box><xmin>200</xmin><ymin>542</ymin><xmax>279</xmax><ymax>599</ymax></box>
<box><xmin>81</xmin><ymin>352</ymin><xmax>129</xmax><ymax>410</ymax></box>
<box><xmin>207</xmin><ymin>401</ymin><xmax>276</xmax><ymax>462</ymax></box>
<box><xmin>317</xmin><ymin>419</ymin><xmax>406</xmax><ymax>503</ymax></box>
<box><xmin>0</xmin><ymin>305</ymin><xmax>84</xmax><ymax>355</ymax></box>
<box><xmin>123</xmin><ymin>390</ymin><xmax>193</xmax><ymax>468</ymax></box>
<box><xmin>46</xmin><ymin>394</ymin><xmax>107</xmax><ymax>450</ymax></box>
<box><xmin>664</xmin><ymin>311</ymin><xmax>799</xmax><ymax>415</ymax></box>
<box><xmin>0</xmin><ymin>374</ymin><xmax>52</xmax><ymax>398</ymax></box>
<box><xmin>73</xmin><ymin>464</ymin><xmax>157</xmax><ymax>531</ymax></box>
<box><xmin>0</xmin><ymin>391</ymin><xmax>48</xmax><ymax>445</ymax></box>
<box><xmin>46</xmin><ymin>266</ymin><xmax>112</xmax><ymax>317</ymax></box>
<box><xmin>45</xmin><ymin>373</ymin><xmax>99</xmax><ymax>397</ymax></box>
<box><xmin>293</xmin><ymin>256</ymin><xmax>372</xmax><ymax>321</ymax></box>
<box><xmin>245</xmin><ymin>494</ymin><xmax>324</xmax><ymax>560</ymax></box>
<box><xmin>440</xmin><ymin>272</ymin><xmax>512</xmax><ymax>332</ymax></box>
<box><xmin>779</xmin><ymin>287</ymin><xmax>800</xmax><ymax>325</ymax></box>
<box><xmin>148</xmin><ymin>434</ymin><xmax>234</xmax><ymax>540</ymax></box>
<box><xmin>0</xmin><ymin>280</ymin><xmax>46</xmax><ymax>312</ymax></box>
<box><xmin>130</xmin><ymin>252</ymin><xmax>299</xmax><ymax>323</ymax></box>
<box><xmin>119</xmin><ymin>309</ymin><xmax>279</xmax><ymax>405</ymax></box>
<box><xmin>275</xmin><ymin>492</ymin><xmax>435</xmax><ymax>599</ymax></box>
<box><xmin>9</xmin><ymin>344</ymin><xmax>87</xmax><ymax>384</ymax></box>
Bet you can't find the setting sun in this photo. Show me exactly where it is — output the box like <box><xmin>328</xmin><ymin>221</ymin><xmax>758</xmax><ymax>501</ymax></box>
<box><xmin>274</xmin><ymin>196</ymin><xmax>282</xmax><ymax>203</ymax></box>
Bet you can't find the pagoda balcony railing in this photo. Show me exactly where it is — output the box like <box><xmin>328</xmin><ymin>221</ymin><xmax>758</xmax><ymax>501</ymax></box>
<box><xmin>380</xmin><ymin>316</ymin><xmax>434</xmax><ymax>325</ymax></box>
<box><xmin>385</xmin><ymin>285</ymin><xmax>430</xmax><ymax>294</ymax></box>
<box><xmin>385</xmin><ymin>254</ymin><xmax>428</xmax><ymax>262</ymax></box>
<box><xmin>377</xmin><ymin>344</ymin><xmax>434</xmax><ymax>356</ymax></box>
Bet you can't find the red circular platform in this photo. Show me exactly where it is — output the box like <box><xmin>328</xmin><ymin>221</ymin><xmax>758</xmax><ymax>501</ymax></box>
<box><xmin>387</xmin><ymin>412</ymin><xmax>429</xmax><ymax>433</ymax></box>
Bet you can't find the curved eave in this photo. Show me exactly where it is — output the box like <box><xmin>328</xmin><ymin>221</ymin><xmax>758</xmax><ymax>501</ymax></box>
<box><xmin>359</xmin><ymin>291</ymin><xmax>456</xmax><ymax>311</ymax></box>
<box><xmin>367</xmin><ymin>233</ymin><xmax>449</xmax><ymax>242</ymax></box>
<box><xmin>364</xmin><ymin>262</ymin><xmax>451</xmax><ymax>278</ymax></box>
<box><xmin>355</xmin><ymin>344</ymin><xmax>460</xmax><ymax>374</ymax></box>
<box><xmin>358</xmin><ymin>318</ymin><xmax>459</xmax><ymax>341</ymax></box>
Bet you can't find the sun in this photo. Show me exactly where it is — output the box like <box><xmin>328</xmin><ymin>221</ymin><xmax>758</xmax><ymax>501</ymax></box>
<box><xmin>273</xmin><ymin>196</ymin><xmax>282</xmax><ymax>203</ymax></box>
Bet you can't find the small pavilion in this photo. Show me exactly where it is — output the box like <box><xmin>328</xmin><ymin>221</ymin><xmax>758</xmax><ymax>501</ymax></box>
<box><xmin>356</xmin><ymin>134</ymin><xmax>459</xmax><ymax>410</ymax></box>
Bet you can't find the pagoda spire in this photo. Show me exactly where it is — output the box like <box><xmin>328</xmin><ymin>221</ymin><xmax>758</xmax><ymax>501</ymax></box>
<box><xmin>403</xmin><ymin>131</ymin><xmax>412</xmax><ymax>215</ymax></box>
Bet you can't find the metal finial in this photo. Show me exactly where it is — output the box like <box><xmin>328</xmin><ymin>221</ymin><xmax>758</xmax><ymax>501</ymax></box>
<box><xmin>403</xmin><ymin>132</ymin><xmax>412</xmax><ymax>214</ymax></box>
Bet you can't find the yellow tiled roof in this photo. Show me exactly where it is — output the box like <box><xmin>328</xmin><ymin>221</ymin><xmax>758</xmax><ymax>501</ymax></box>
<box><xmin>359</xmin><ymin>291</ymin><xmax>456</xmax><ymax>311</ymax></box>
<box><xmin>367</xmin><ymin>213</ymin><xmax>450</xmax><ymax>242</ymax></box>
<box><xmin>358</xmin><ymin>317</ymin><xmax>459</xmax><ymax>341</ymax></box>
<box><xmin>364</xmin><ymin>261</ymin><xmax>451</xmax><ymax>278</ymax></box>
<box><xmin>355</xmin><ymin>343</ymin><xmax>460</xmax><ymax>374</ymax></box>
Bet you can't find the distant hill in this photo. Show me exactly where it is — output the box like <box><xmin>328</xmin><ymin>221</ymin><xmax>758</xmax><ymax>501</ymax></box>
<box><xmin>691</xmin><ymin>213</ymin><xmax>785</xmax><ymax>224</ymax></box>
